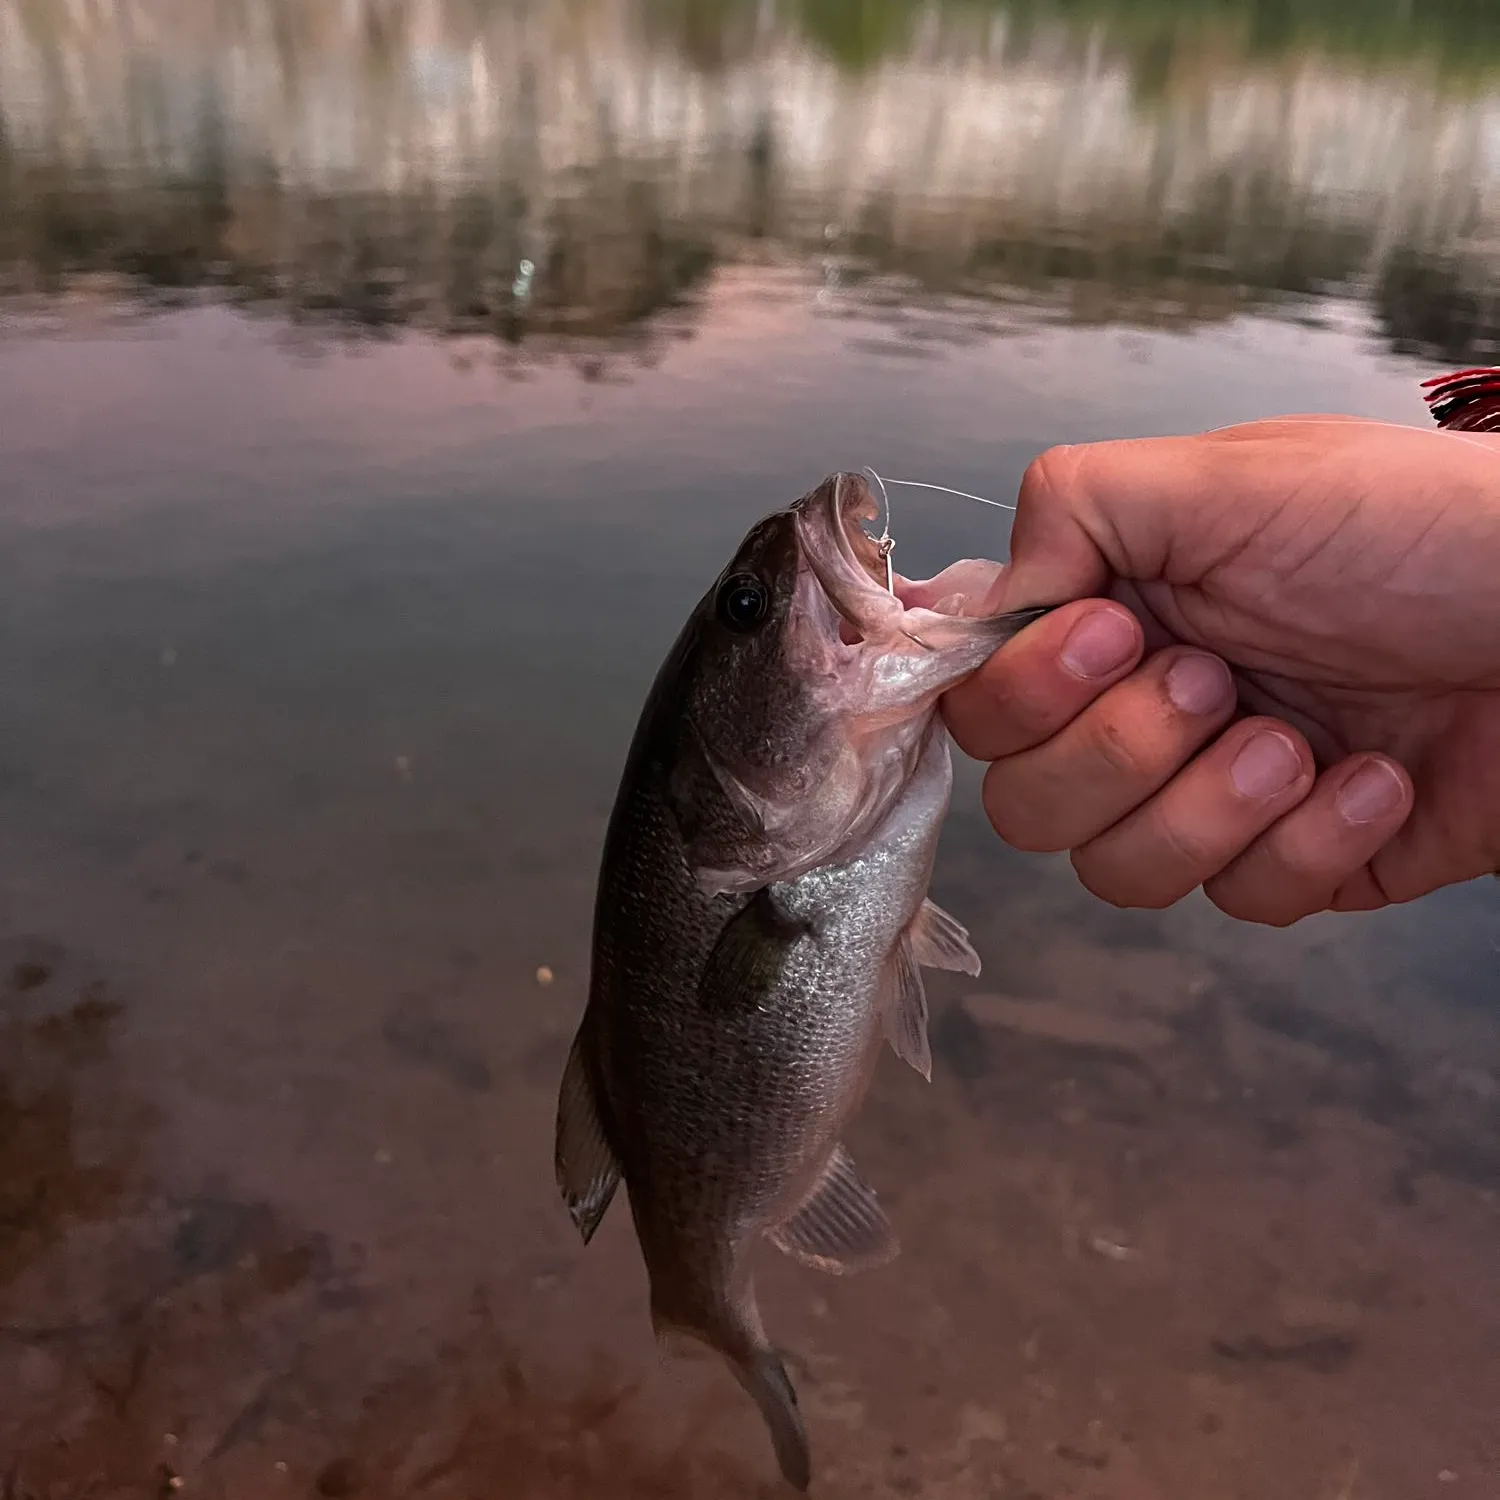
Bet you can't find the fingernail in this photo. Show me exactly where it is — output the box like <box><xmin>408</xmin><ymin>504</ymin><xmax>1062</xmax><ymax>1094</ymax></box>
<box><xmin>1060</xmin><ymin>610</ymin><xmax>1136</xmax><ymax>679</ymax></box>
<box><xmin>1336</xmin><ymin>759</ymin><xmax>1405</xmax><ymax>825</ymax></box>
<box><xmin>1165</xmin><ymin>652</ymin><xmax>1233</xmax><ymax>715</ymax></box>
<box><xmin>1230</xmin><ymin>730</ymin><xmax>1302</xmax><ymax>799</ymax></box>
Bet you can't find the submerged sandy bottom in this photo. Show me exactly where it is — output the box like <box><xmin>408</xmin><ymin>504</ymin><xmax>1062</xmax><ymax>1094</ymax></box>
<box><xmin>2</xmin><ymin>879</ymin><xmax>1495</xmax><ymax>1500</ymax></box>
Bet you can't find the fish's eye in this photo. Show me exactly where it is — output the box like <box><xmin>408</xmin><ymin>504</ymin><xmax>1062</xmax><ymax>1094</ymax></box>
<box><xmin>716</xmin><ymin>572</ymin><xmax>771</xmax><ymax>633</ymax></box>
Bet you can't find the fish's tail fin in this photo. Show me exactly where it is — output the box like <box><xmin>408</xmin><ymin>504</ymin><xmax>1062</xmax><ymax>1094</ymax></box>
<box><xmin>652</xmin><ymin>1294</ymin><xmax>811</xmax><ymax>1492</ymax></box>
<box><xmin>728</xmin><ymin>1345</ymin><xmax>811</xmax><ymax>1493</ymax></box>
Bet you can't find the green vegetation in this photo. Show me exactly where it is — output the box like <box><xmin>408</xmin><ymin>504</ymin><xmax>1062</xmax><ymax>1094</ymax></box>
<box><xmin>759</xmin><ymin>0</ymin><xmax>1500</xmax><ymax>77</ymax></box>
<box><xmin>1002</xmin><ymin>0</ymin><xmax>1500</xmax><ymax>74</ymax></box>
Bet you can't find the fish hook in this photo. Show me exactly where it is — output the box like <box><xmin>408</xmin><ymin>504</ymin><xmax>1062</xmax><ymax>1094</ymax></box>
<box><xmin>861</xmin><ymin>466</ymin><xmax>896</xmax><ymax>595</ymax></box>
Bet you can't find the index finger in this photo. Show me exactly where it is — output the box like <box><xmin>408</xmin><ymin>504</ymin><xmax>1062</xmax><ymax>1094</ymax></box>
<box><xmin>943</xmin><ymin>598</ymin><xmax>1143</xmax><ymax>760</ymax></box>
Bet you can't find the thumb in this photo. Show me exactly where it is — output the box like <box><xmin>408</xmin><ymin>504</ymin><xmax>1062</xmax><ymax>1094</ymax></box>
<box><xmin>981</xmin><ymin>418</ymin><xmax>1389</xmax><ymax>614</ymax></box>
<box><xmin>981</xmin><ymin>436</ymin><xmax>1220</xmax><ymax>612</ymax></box>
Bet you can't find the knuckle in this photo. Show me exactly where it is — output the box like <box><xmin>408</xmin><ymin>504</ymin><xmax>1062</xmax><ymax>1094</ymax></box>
<box><xmin>1084</xmin><ymin>707</ymin><xmax>1157</xmax><ymax>781</ymax></box>
<box><xmin>1068</xmin><ymin>852</ymin><xmax>1122</xmax><ymax>905</ymax></box>
<box><xmin>1205</xmin><ymin>822</ymin><xmax>1347</xmax><ymax>925</ymax></box>
<box><xmin>1149</xmin><ymin>805</ymin><xmax>1225</xmax><ymax>874</ymax></box>
<box><xmin>1019</xmin><ymin>446</ymin><xmax>1078</xmax><ymax>512</ymax></box>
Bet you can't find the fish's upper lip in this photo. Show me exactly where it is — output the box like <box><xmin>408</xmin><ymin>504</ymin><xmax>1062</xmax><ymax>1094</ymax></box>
<box><xmin>794</xmin><ymin>472</ymin><xmax>898</xmax><ymax>632</ymax></box>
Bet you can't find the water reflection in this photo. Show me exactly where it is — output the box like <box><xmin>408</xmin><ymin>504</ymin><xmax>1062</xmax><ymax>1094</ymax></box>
<box><xmin>3</xmin><ymin>0</ymin><xmax>1500</xmax><ymax>363</ymax></box>
<box><xmin>2</xmin><ymin>3</ymin><xmax>1499</xmax><ymax>1497</ymax></box>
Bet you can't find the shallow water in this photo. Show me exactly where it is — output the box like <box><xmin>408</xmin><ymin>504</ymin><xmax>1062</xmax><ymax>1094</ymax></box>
<box><xmin>1</xmin><ymin>3</ymin><xmax>1498</xmax><ymax>1496</ymax></box>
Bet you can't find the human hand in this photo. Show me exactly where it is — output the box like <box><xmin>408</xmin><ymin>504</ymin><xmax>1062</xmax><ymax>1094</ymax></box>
<box><xmin>933</xmin><ymin>417</ymin><xmax>1500</xmax><ymax>924</ymax></box>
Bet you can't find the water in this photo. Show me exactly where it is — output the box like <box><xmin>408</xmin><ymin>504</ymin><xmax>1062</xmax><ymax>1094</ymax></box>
<box><xmin>2</xmin><ymin>3</ymin><xmax>1498</xmax><ymax>1495</ymax></box>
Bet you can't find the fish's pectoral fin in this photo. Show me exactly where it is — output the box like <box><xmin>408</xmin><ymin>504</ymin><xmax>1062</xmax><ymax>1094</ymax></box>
<box><xmin>880</xmin><ymin>938</ymin><xmax>932</xmax><ymax>1081</ymax></box>
<box><xmin>699</xmin><ymin>888</ymin><xmax>812</xmax><ymax>1013</ymax></box>
<box><xmin>769</xmin><ymin>1144</ymin><xmax>899</xmax><ymax>1276</ymax></box>
<box><xmin>910</xmin><ymin>897</ymin><xmax>982</xmax><ymax>976</ymax></box>
<box><xmin>554</xmin><ymin>1029</ymin><xmax>622</xmax><ymax>1244</ymax></box>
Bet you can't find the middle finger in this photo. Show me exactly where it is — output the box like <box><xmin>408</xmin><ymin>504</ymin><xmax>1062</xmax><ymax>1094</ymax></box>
<box><xmin>981</xmin><ymin>647</ymin><xmax>1237</xmax><ymax>852</ymax></box>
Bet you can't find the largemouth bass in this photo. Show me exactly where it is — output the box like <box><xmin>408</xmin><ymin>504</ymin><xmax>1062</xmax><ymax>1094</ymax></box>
<box><xmin>554</xmin><ymin>472</ymin><xmax>1048</xmax><ymax>1489</ymax></box>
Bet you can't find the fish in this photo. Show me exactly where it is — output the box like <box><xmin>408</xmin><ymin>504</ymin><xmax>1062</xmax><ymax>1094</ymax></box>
<box><xmin>554</xmin><ymin>471</ymin><xmax>1049</xmax><ymax>1489</ymax></box>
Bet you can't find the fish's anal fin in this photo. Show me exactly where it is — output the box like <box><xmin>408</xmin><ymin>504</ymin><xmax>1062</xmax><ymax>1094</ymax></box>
<box><xmin>554</xmin><ymin>1031</ymin><xmax>622</xmax><ymax>1244</ymax></box>
<box><xmin>880</xmin><ymin>938</ymin><xmax>932</xmax><ymax>1081</ymax></box>
<box><xmin>769</xmin><ymin>1144</ymin><xmax>900</xmax><ymax>1276</ymax></box>
<box><xmin>910</xmin><ymin>897</ymin><xmax>982</xmax><ymax>976</ymax></box>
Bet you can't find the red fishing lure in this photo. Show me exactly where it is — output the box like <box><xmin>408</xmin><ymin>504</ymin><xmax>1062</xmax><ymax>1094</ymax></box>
<box><xmin>1422</xmin><ymin>367</ymin><xmax>1500</xmax><ymax>431</ymax></box>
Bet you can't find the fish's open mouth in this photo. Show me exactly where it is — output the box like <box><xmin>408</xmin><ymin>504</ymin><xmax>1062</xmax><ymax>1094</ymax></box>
<box><xmin>795</xmin><ymin>470</ymin><xmax>1006</xmax><ymax>646</ymax></box>
<box><xmin>793</xmin><ymin>472</ymin><xmax>906</xmax><ymax>644</ymax></box>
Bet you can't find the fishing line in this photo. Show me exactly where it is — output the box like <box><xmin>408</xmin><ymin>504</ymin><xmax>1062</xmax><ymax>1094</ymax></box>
<box><xmin>878</xmin><ymin>477</ymin><xmax>1016</xmax><ymax>512</ymax></box>
<box><xmin>862</xmin><ymin>467</ymin><xmax>1017</xmax><ymax>594</ymax></box>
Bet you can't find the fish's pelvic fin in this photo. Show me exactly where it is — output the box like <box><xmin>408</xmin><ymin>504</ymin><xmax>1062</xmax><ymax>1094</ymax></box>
<box><xmin>881</xmin><ymin>938</ymin><xmax>932</xmax><ymax>1080</ymax></box>
<box><xmin>729</xmin><ymin>1347</ymin><xmax>812</xmax><ymax>1493</ymax></box>
<box><xmin>770</xmin><ymin>1144</ymin><xmax>899</xmax><ymax>1275</ymax></box>
<box><xmin>910</xmin><ymin>897</ymin><xmax>981</xmax><ymax>976</ymax></box>
<box><xmin>554</xmin><ymin>1031</ymin><xmax>622</xmax><ymax>1243</ymax></box>
<box><xmin>884</xmin><ymin>900</ymin><xmax>980</xmax><ymax>1076</ymax></box>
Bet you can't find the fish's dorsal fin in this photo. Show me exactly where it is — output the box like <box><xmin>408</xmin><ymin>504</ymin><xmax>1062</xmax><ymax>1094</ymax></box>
<box><xmin>909</xmin><ymin>897</ymin><xmax>981</xmax><ymax>976</ymax></box>
<box><xmin>880</xmin><ymin>938</ymin><xmax>932</xmax><ymax>1081</ymax></box>
<box><xmin>555</xmin><ymin>1031</ymin><xmax>622</xmax><ymax>1243</ymax></box>
<box><xmin>769</xmin><ymin>1144</ymin><xmax>899</xmax><ymax>1275</ymax></box>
